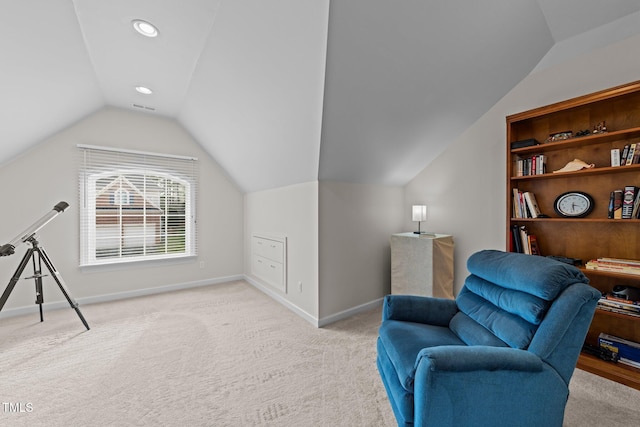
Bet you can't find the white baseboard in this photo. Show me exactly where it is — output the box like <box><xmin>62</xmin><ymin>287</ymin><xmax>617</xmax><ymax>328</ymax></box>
<box><xmin>317</xmin><ymin>297</ymin><xmax>384</xmax><ymax>327</ymax></box>
<box><xmin>0</xmin><ymin>274</ymin><xmax>244</xmax><ymax>320</ymax></box>
<box><xmin>243</xmin><ymin>274</ymin><xmax>319</xmax><ymax>326</ymax></box>
<box><xmin>243</xmin><ymin>274</ymin><xmax>384</xmax><ymax>328</ymax></box>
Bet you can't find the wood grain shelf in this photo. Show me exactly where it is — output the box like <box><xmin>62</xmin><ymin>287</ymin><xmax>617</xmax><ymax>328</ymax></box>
<box><xmin>577</xmin><ymin>353</ymin><xmax>640</xmax><ymax>391</ymax></box>
<box><xmin>511</xmin><ymin>164</ymin><xmax>640</xmax><ymax>181</ymax></box>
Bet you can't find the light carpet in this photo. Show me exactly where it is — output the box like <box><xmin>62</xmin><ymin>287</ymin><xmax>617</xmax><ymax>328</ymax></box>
<box><xmin>0</xmin><ymin>280</ymin><xmax>638</xmax><ymax>426</ymax></box>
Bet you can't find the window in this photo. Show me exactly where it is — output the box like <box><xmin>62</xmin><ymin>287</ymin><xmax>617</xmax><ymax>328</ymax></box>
<box><xmin>78</xmin><ymin>145</ymin><xmax>198</xmax><ymax>266</ymax></box>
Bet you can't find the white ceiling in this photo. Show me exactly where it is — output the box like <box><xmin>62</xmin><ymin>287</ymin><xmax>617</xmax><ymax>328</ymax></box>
<box><xmin>1</xmin><ymin>0</ymin><xmax>640</xmax><ymax>192</ymax></box>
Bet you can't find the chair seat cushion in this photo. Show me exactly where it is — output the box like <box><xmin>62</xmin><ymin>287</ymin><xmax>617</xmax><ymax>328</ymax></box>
<box><xmin>378</xmin><ymin>319</ymin><xmax>465</xmax><ymax>392</ymax></box>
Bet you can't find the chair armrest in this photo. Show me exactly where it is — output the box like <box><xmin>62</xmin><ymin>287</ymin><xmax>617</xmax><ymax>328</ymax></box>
<box><xmin>412</xmin><ymin>346</ymin><xmax>563</xmax><ymax>427</ymax></box>
<box><xmin>416</xmin><ymin>345</ymin><xmax>543</xmax><ymax>372</ymax></box>
<box><xmin>382</xmin><ymin>294</ymin><xmax>458</xmax><ymax>326</ymax></box>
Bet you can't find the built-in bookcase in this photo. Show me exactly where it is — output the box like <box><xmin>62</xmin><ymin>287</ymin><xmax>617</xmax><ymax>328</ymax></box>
<box><xmin>506</xmin><ymin>81</ymin><xmax>640</xmax><ymax>390</ymax></box>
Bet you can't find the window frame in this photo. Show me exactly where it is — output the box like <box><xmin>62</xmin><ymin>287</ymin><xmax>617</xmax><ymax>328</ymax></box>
<box><xmin>78</xmin><ymin>145</ymin><xmax>198</xmax><ymax>267</ymax></box>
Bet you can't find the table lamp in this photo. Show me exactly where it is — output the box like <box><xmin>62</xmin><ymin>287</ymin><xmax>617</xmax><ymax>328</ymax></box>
<box><xmin>412</xmin><ymin>205</ymin><xmax>427</xmax><ymax>234</ymax></box>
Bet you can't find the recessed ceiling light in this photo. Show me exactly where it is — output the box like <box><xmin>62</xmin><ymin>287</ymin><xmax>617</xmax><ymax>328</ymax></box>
<box><xmin>132</xmin><ymin>19</ymin><xmax>158</xmax><ymax>37</ymax></box>
<box><xmin>135</xmin><ymin>86</ymin><xmax>153</xmax><ymax>95</ymax></box>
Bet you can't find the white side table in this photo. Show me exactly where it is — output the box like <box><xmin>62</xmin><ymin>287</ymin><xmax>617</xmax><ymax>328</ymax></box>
<box><xmin>390</xmin><ymin>233</ymin><xmax>454</xmax><ymax>299</ymax></box>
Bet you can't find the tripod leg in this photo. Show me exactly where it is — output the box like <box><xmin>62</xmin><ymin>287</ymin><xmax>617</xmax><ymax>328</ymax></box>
<box><xmin>0</xmin><ymin>248</ymin><xmax>34</xmax><ymax>312</ymax></box>
<box><xmin>36</xmin><ymin>247</ymin><xmax>90</xmax><ymax>331</ymax></box>
<box><xmin>32</xmin><ymin>251</ymin><xmax>44</xmax><ymax>322</ymax></box>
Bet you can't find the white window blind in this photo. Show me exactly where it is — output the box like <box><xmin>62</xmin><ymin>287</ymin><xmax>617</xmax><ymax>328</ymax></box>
<box><xmin>78</xmin><ymin>144</ymin><xmax>198</xmax><ymax>266</ymax></box>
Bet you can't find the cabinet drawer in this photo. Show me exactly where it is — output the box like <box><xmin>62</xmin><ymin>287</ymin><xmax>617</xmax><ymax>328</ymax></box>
<box><xmin>252</xmin><ymin>255</ymin><xmax>284</xmax><ymax>290</ymax></box>
<box><xmin>253</xmin><ymin>237</ymin><xmax>284</xmax><ymax>263</ymax></box>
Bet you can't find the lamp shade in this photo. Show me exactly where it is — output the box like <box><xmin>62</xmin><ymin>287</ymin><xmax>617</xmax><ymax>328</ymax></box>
<box><xmin>412</xmin><ymin>205</ymin><xmax>427</xmax><ymax>222</ymax></box>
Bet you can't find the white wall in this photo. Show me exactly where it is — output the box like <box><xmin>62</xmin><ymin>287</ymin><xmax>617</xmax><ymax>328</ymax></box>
<box><xmin>0</xmin><ymin>107</ymin><xmax>244</xmax><ymax>315</ymax></box>
<box><xmin>318</xmin><ymin>181</ymin><xmax>403</xmax><ymax>322</ymax></box>
<box><xmin>405</xmin><ymin>33</ymin><xmax>640</xmax><ymax>295</ymax></box>
<box><xmin>244</xmin><ymin>181</ymin><xmax>319</xmax><ymax>320</ymax></box>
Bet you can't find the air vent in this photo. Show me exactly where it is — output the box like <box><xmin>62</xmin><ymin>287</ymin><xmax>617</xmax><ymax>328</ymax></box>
<box><xmin>132</xmin><ymin>104</ymin><xmax>156</xmax><ymax>111</ymax></box>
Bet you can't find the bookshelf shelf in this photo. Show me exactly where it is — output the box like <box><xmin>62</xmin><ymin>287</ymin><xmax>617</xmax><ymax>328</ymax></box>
<box><xmin>595</xmin><ymin>306</ymin><xmax>640</xmax><ymax>321</ymax></box>
<box><xmin>582</xmin><ymin>268</ymin><xmax>640</xmax><ymax>280</ymax></box>
<box><xmin>507</xmin><ymin>80</ymin><xmax>640</xmax><ymax>390</ymax></box>
<box><xmin>576</xmin><ymin>353</ymin><xmax>640</xmax><ymax>390</ymax></box>
<box><xmin>511</xmin><ymin>217</ymin><xmax>640</xmax><ymax>224</ymax></box>
<box><xmin>512</xmin><ymin>126</ymin><xmax>640</xmax><ymax>155</ymax></box>
<box><xmin>511</xmin><ymin>164</ymin><xmax>640</xmax><ymax>181</ymax></box>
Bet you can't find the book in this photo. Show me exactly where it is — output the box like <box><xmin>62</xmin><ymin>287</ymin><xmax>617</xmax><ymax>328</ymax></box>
<box><xmin>511</xmin><ymin>225</ymin><xmax>523</xmax><ymax>253</ymax></box>
<box><xmin>619</xmin><ymin>358</ymin><xmax>640</xmax><ymax>369</ymax></box>
<box><xmin>531</xmin><ymin>156</ymin><xmax>536</xmax><ymax>176</ymax></box>
<box><xmin>538</xmin><ymin>155</ymin><xmax>546</xmax><ymax>175</ymax></box>
<box><xmin>586</xmin><ymin>259</ymin><xmax>640</xmax><ymax>275</ymax></box>
<box><xmin>622</xmin><ymin>186</ymin><xmax>638</xmax><ymax>219</ymax></box>
<box><xmin>608</xmin><ymin>191</ymin><xmax>615</xmax><ymax>219</ymax></box>
<box><xmin>605</xmin><ymin>294</ymin><xmax>640</xmax><ymax>305</ymax></box>
<box><xmin>598</xmin><ymin>333</ymin><xmax>640</xmax><ymax>364</ymax></box>
<box><xmin>528</xmin><ymin>234</ymin><xmax>541</xmax><ymax>255</ymax></box>
<box><xmin>513</xmin><ymin>188</ymin><xmax>522</xmax><ymax>218</ymax></box>
<box><xmin>613</xmin><ymin>189</ymin><xmax>623</xmax><ymax>219</ymax></box>
<box><xmin>597</xmin><ymin>257</ymin><xmax>640</xmax><ymax>266</ymax></box>
<box><xmin>597</xmin><ymin>305</ymin><xmax>640</xmax><ymax>318</ymax></box>
<box><xmin>510</xmin><ymin>138</ymin><xmax>539</xmax><ymax>149</ymax></box>
<box><xmin>633</xmin><ymin>189</ymin><xmax>640</xmax><ymax>219</ymax></box>
<box><xmin>598</xmin><ymin>298</ymin><xmax>640</xmax><ymax>314</ymax></box>
<box><xmin>519</xmin><ymin>226</ymin><xmax>530</xmax><ymax>254</ymax></box>
<box><xmin>620</xmin><ymin>144</ymin><xmax>630</xmax><ymax>165</ymax></box>
<box><xmin>524</xmin><ymin>192</ymin><xmax>542</xmax><ymax>218</ymax></box>
<box><xmin>611</xmin><ymin>148</ymin><xmax>621</xmax><ymax>167</ymax></box>
<box><xmin>626</xmin><ymin>143</ymin><xmax>637</xmax><ymax>165</ymax></box>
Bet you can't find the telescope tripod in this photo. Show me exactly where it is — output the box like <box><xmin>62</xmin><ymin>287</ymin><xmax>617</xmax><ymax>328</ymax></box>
<box><xmin>0</xmin><ymin>235</ymin><xmax>90</xmax><ymax>330</ymax></box>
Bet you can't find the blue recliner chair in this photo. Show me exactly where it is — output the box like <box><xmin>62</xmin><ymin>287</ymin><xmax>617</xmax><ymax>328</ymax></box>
<box><xmin>377</xmin><ymin>250</ymin><xmax>601</xmax><ymax>427</ymax></box>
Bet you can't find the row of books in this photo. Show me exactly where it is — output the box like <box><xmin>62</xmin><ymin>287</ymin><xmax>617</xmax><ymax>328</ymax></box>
<box><xmin>611</xmin><ymin>143</ymin><xmax>640</xmax><ymax>167</ymax></box>
<box><xmin>597</xmin><ymin>293</ymin><xmax>640</xmax><ymax>318</ymax></box>
<box><xmin>598</xmin><ymin>333</ymin><xmax>640</xmax><ymax>369</ymax></box>
<box><xmin>608</xmin><ymin>185</ymin><xmax>640</xmax><ymax>219</ymax></box>
<box><xmin>586</xmin><ymin>258</ymin><xmax>640</xmax><ymax>276</ymax></box>
<box><xmin>510</xmin><ymin>225</ymin><xmax>540</xmax><ymax>255</ymax></box>
<box><xmin>515</xmin><ymin>154</ymin><xmax>546</xmax><ymax>176</ymax></box>
<box><xmin>512</xmin><ymin>188</ymin><xmax>542</xmax><ymax>218</ymax></box>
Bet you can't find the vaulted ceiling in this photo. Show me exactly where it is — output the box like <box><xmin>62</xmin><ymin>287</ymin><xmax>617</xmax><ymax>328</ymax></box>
<box><xmin>2</xmin><ymin>1</ymin><xmax>640</xmax><ymax>192</ymax></box>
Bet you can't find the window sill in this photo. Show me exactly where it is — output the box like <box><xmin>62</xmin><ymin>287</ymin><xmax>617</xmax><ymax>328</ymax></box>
<box><xmin>80</xmin><ymin>254</ymin><xmax>197</xmax><ymax>273</ymax></box>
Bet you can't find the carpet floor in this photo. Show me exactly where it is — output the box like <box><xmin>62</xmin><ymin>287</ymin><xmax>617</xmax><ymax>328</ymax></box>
<box><xmin>0</xmin><ymin>280</ymin><xmax>638</xmax><ymax>426</ymax></box>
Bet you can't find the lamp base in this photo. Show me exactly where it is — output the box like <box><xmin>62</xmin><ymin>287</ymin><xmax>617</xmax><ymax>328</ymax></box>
<box><xmin>413</xmin><ymin>231</ymin><xmax>436</xmax><ymax>236</ymax></box>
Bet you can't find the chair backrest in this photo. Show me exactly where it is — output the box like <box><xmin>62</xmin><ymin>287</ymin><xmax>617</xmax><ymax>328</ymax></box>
<box><xmin>449</xmin><ymin>250</ymin><xmax>599</xmax><ymax>381</ymax></box>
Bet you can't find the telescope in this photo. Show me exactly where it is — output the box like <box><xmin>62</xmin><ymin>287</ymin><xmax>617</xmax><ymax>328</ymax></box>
<box><xmin>0</xmin><ymin>201</ymin><xmax>69</xmax><ymax>257</ymax></box>
<box><xmin>0</xmin><ymin>201</ymin><xmax>89</xmax><ymax>330</ymax></box>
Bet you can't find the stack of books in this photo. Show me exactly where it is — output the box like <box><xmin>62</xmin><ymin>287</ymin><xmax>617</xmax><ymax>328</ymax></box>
<box><xmin>512</xmin><ymin>188</ymin><xmax>542</xmax><ymax>218</ymax></box>
<box><xmin>509</xmin><ymin>225</ymin><xmax>540</xmax><ymax>255</ymax></box>
<box><xmin>608</xmin><ymin>185</ymin><xmax>640</xmax><ymax>219</ymax></box>
<box><xmin>515</xmin><ymin>154</ymin><xmax>546</xmax><ymax>176</ymax></box>
<box><xmin>598</xmin><ymin>333</ymin><xmax>640</xmax><ymax>369</ymax></box>
<box><xmin>586</xmin><ymin>258</ymin><xmax>640</xmax><ymax>275</ymax></box>
<box><xmin>597</xmin><ymin>293</ymin><xmax>640</xmax><ymax>318</ymax></box>
<box><xmin>612</xmin><ymin>143</ymin><xmax>640</xmax><ymax>167</ymax></box>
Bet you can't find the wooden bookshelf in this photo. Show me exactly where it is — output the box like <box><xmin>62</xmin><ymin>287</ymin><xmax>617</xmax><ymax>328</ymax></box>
<box><xmin>506</xmin><ymin>80</ymin><xmax>640</xmax><ymax>390</ymax></box>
